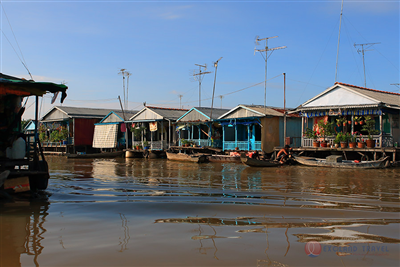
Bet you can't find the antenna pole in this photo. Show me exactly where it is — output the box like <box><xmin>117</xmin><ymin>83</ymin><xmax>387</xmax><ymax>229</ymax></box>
<box><xmin>335</xmin><ymin>0</ymin><xmax>344</xmax><ymax>82</ymax></box>
<box><xmin>178</xmin><ymin>94</ymin><xmax>183</xmax><ymax>109</ymax></box>
<box><xmin>283</xmin><ymin>73</ymin><xmax>287</xmax><ymax>143</ymax></box>
<box><xmin>219</xmin><ymin>95</ymin><xmax>223</xmax><ymax>108</ymax></box>
<box><xmin>193</xmin><ymin>64</ymin><xmax>211</xmax><ymax>107</ymax></box>
<box><xmin>354</xmin><ymin>42</ymin><xmax>380</xmax><ymax>87</ymax></box>
<box><xmin>255</xmin><ymin>36</ymin><xmax>286</xmax><ymax>114</ymax></box>
<box><xmin>210</xmin><ymin>57</ymin><xmax>222</xmax><ymax>121</ymax></box>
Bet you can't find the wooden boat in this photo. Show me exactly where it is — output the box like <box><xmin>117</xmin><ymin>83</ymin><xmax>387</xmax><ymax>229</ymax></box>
<box><xmin>67</xmin><ymin>151</ymin><xmax>125</xmax><ymax>159</ymax></box>
<box><xmin>0</xmin><ymin>73</ymin><xmax>68</xmax><ymax>195</ymax></box>
<box><xmin>207</xmin><ymin>155</ymin><xmax>241</xmax><ymax>163</ymax></box>
<box><xmin>166</xmin><ymin>152</ymin><xmax>207</xmax><ymax>163</ymax></box>
<box><xmin>294</xmin><ymin>155</ymin><xmax>389</xmax><ymax>169</ymax></box>
<box><xmin>240</xmin><ymin>156</ymin><xmax>281</xmax><ymax>167</ymax></box>
<box><xmin>125</xmin><ymin>149</ymin><xmax>144</xmax><ymax>158</ymax></box>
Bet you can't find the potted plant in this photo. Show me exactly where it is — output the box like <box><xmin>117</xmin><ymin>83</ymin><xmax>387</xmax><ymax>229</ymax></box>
<box><xmin>354</xmin><ymin>116</ymin><xmax>361</xmax><ymax>125</ymax></box>
<box><xmin>133</xmin><ymin>126</ymin><xmax>145</xmax><ymax>139</ymax></box>
<box><xmin>336</xmin><ymin>117</ymin><xmax>347</xmax><ymax>127</ymax></box>
<box><xmin>361</xmin><ymin>116</ymin><xmax>379</xmax><ymax>148</ymax></box>
<box><xmin>355</xmin><ymin>132</ymin><xmax>365</xmax><ymax>148</ymax></box>
<box><xmin>348</xmin><ymin>132</ymin><xmax>357</xmax><ymax>148</ymax></box>
<box><xmin>317</xmin><ymin>119</ymin><xmax>334</xmax><ymax>147</ymax></box>
<box><xmin>304</xmin><ymin>128</ymin><xmax>319</xmax><ymax>147</ymax></box>
<box><xmin>333</xmin><ymin>133</ymin><xmax>341</xmax><ymax>148</ymax></box>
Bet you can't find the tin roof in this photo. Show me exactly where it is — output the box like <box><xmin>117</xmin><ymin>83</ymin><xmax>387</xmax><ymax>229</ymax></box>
<box><xmin>41</xmin><ymin>106</ymin><xmax>138</xmax><ymax>121</ymax></box>
<box><xmin>130</xmin><ymin>106</ymin><xmax>189</xmax><ymax>121</ymax></box>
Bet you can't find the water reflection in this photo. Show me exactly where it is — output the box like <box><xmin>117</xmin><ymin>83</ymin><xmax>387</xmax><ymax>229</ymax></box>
<box><xmin>0</xmin><ymin>200</ymin><xmax>49</xmax><ymax>267</ymax></box>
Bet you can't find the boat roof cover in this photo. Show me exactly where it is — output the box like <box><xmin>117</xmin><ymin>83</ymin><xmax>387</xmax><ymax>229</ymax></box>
<box><xmin>0</xmin><ymin>73</ymin><xmax>68</xmax><ymax>103</ymax></box>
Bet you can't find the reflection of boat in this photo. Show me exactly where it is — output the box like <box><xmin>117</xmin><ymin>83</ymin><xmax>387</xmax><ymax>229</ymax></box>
<box><xmin>240</xmin><ymin>156</ymin><xmax>281</xmax><ymax>167</ymax></box>
<box><xmin>166</xmin><ymin>152</ymin><xmax>207</xmax><ymax>163</ymax></box>
<box><xmin>294</xmin><ymin>155</ymin><xmax>388</xmax><ymax>169</ymax></box>
<box><xmin>0</xmin><ymin>73</ymin><xmax>67</xmax><ymax>195</ymax></box>
<box><xmin>67</xmin><ymin>151</ymin><xmax>125</xmax><ymax>159</ymax></box>
<box><xmin>207</xmin><ymin>155</ymin><xmax>241</xmax><ymax>163</ymax></box>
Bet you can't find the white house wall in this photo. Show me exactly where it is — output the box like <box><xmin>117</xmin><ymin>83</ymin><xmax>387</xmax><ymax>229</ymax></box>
<box><xmin>304</xmin><ymin>87</ymin><xmax>378</xmax><ymax>107</ymax></box>
<box><xmin>179</xmin><ymin>110</ymin><xmax>208</xmax><ymax>122</ymax></box>
<box><xmin>133</xmin><ymin>110</ymin><xmax>163</xmax><ymax>121</ymax></box>
<box><xmin>221</xmin><ymin>108</ymin><xmax>263</xmax><ymax>119</ymax></box>
<box><xmin>42</xmin><ymin>109</ymin><xmax>69</xmax><ymax>121</ymax></box>
<box><xmin>103</xmin><ymin>113</ymin><xmax>123</xmax><ymax>123</ymax></box>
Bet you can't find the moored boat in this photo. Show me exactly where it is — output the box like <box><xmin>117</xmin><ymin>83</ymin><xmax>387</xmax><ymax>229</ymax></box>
<box><xmin>207</xmin><ymin>154</ymin><xmax>241</xmax><ymax>163</ymax></box>
<box><xmin>166</xmin><ymin>152</ymin><xmax>207</xmax><ymax>163</ymax></box>
<box><xmin>0</xmin><ymin>73</ymin><xmax>68</xmax><ymax>196</ymax></box>
<box><xmin>294</xmin><ymin>155</ymin><xmax>389</xmax><ymax>169</ymax></box>
<box><xmin>67</xmin><ymin>151</ymin><xmax>125</xmax><ymax>159</ymax></box>
<box><xmin>240</xmin><ymin>156</ymin><xmax>281</xmax><ymax>167</ymax></box>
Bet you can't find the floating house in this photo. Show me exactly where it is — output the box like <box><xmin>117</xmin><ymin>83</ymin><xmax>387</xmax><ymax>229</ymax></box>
<box><xmin>40</xmin><ymin>106</ymin><xmax>130</xmax><ymax>153</ymax></box>
<box><xmin>92</xmin><ymin>110</ymin><xmax>138</xmax><ymax>151</ymax></box>
<box><xmin>217</xmin><ymin>105</ymin><xmax>302</xmax><ymax>153</ymax></box>
<box><xmin>176</xmin><ymin>107</ymin><xmax>230</xmax><ymax>148</ymax></box>
<box><xmin>129</xmin><ymin>106</ymin><xmax>188</xmax><ymax>150</ymax></box>
<box><xmin>296</xmin><ymin>82</ymin><xmax>400</xmax><ymax>147</ymax></box>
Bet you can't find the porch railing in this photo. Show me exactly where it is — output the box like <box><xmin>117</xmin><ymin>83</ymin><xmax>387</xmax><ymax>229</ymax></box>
<box><xmin>179</xmin><ymin>139</ymin><xmax>211</xmax><ymax>147</ymax></box>
<box><xmin>132</xmin><ymin>140</ymin><xmax>170</xmax><ymax>150</ymax></box>
<box><xmin>302</xmin><ymin>135</ymin><xmax>394</xmax><ymax>148</ymax></box>
<box><xmin>223</xmin><ymin>141</ymin><xmax>262</xmax><ymax>151</ymax></box>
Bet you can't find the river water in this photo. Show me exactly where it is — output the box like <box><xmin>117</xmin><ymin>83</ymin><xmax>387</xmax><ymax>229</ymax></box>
<box><xmin>1</xmin><ymin>156</ymin><xmax>399</xmax><ymax>267</ymax></box>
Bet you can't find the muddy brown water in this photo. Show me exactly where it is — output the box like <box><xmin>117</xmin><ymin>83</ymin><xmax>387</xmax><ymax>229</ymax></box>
<box><xmin>1</xmin><ymin>156</ymin><xmax>399</xmax><ymax>267</ymax></box>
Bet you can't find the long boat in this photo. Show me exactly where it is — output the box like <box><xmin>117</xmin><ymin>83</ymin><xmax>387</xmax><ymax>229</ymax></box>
<box><xmin>294</xmin><ymin>155</ymin><xmax>389</xmax><ymax>169</ymax></box>
<box><xmin>240</xmin><ymin>156</ymin><xmax>281</xmax><ymax>167</ymax></box>
<box><xmin>67</xmin><ymin>151</ymin><xmax>125</xmax><ymax>159</ymax></box>
<box><xmin>207</xmin><ymin>155</ymin><xmax>241</xmax><ymax>163</ymax></box>
<box><xmin>166</xmin><ymin>152</ymin><xmax>207</xmax><ymax>163</ymax></box>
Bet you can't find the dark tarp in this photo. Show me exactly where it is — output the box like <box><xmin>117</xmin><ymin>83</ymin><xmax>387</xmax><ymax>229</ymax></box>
<box><xmin>0</xmin><ymin>73</ymin><xmax>68</xmax><ymax>103</ymax></box>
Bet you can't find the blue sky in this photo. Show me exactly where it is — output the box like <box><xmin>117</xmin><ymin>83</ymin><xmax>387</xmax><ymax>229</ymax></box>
<box><xmin>0</xmin><ymin>0</ymin><xmax>398</xmax><ymax>120</ymax></box>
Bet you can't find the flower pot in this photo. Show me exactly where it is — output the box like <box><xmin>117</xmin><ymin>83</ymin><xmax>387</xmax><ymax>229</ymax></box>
<box><xmin>340</xmin><ymin>141</ymin><xmax>348</xmax><ymax>148</ymax></box>
<box><xmin>343</xmin><ymin>122</ymin><xmax>347</xmax><ymax>126</ymax></box>
<box><xmin>313</xmin><ymin>141</ymin><xmax>320</xmax><ymax>148</ymax></box>
<box><xmin>135</xmin><ymin>146</ymin><xmax>139</xmax><ymax>150</ymax></box>
<box><xmin>348</xmin><ymin>121</ymin><xmax>351</xmax><ymax>124</ymax></box>
<box><xmin>366</xmin><ymin>139</ymin><xmax>375</xmax><ymax>148</ymax></box>
<box><xmin>334</xmin><ymin>143</ymin><xmax>339</xmax><ymax>148</ymax></box>
<box><xmin>357</xmin><ymin>142</ymin><xmax>365</xmax><ymax>148</ymax></box>
<box><xmin>320</xmin><ymin>141</ymin><xmax>328</xmax><ymax>148</ymax></box>
<box><xmin>354</xmin><ymin>121</ymin><xmax>358</xmax><ymax>125</ymax></box>
<box><xmin>348</xmin><ymin>142</ymin><xmax>357</xmax><ymax>148</ymax></box>
<box><xmin>360</xmin><ymin>121</ymin><xmax>364</xmax><ymax>125</ymax></box>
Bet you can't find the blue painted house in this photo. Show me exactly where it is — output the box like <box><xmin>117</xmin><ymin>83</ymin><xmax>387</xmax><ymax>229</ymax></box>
<box><xmin>176</xmin><ymin>107</ymin><xmax>230</xmax><ymax>148</ymax></box>
<box><xmin>217</xmin><ymin>105</ymin><xmax>302</xmax><ymax>153</ymax></box>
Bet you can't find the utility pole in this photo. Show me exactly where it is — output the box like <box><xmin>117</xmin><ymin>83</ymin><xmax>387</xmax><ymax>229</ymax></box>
<box><xmin>126</xmin><ymin>71</ymin><xmax>132</xmax><ymax>110</ymax></box>
<box><xmin>335</xmin><ymin>0</ymin><xmax>344</xmax><ymax>82</ymax></box>
<box><xmin>193</xmin><ymin>64</ymin><xmax>211</xmax><ymax>107</ymax></box>
<box><xmin>178</xmin><ymin>94</ymin><xmax>183</xmax><ymax>109</ymax></box>
<box><xmin>210</xmin><ymin>57</ymin><xmax>222</xmax><ymax>121</ymax></box>
<box><xmin>283</xmin><ymin>73</ymin><xmax>286</xmax><ymax>143</ymax></box>
<box><xmin>354</xmin><ymin>42</ymin><xmax>380</xmax><ymax>88</ymax></box>
<box><xmin>254</xmin><ymin>36</ymin><xmax>286</xmax><ymax>114</ymax></box>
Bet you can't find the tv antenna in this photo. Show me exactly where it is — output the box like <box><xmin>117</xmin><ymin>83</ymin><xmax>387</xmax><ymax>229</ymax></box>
<box><xmin>254</xmin><ymin>35</ymin><xmax>286</xmax><ymax>113</ymax></box>
<box><xmin>391</xmin><ymin>83</ymin><xmax>400</xmax><ymax>92</ymax></box>
<box><xmin>219</xmin><ymin>95</ymin><xmax>224</xmax><ymax>108</ymax></box>
<box><xmin>354</xmin><ymin>42</ymin><xmax>380</xmax><ymax>88</ymax></box>
<box><xmin>178</xmin><ymin>94</ymin><xmax>183</xmax><ymax>109</ymax></box>
<box><xmin>192</xmin><ymin>64</ymin><xmax>211</xmax><ymax>107</ymax></box>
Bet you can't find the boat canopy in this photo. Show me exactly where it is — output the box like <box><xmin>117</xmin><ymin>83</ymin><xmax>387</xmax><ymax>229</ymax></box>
<box><xmin>0</xmin><ymin>73</ymin><xmax>68</xmax><ymax>103</ymax></box>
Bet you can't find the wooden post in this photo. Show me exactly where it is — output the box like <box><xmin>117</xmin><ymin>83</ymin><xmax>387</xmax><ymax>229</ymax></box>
<box><xmin>235</xmin><ymin>120</ymin><xmax>238</xmax><ymax>149</ymax></box>
<box><xmin>301</xmin><ymin>116</ymin><xmax>304</xmax><ymax>147</ymax></box>
<box><xmin>379</xmin><ymin>113</ymin><xmax>383</xmax><ymax>148</ymax></box>
<box><xmin>222</xmin><ymin>125</ymin><xmax>225</xmax><ymax>151</ymax></box>
<box><xmin>247</xmin><ymin>125</ymin><xmax>250</xmax><ymax>150</ymax></box>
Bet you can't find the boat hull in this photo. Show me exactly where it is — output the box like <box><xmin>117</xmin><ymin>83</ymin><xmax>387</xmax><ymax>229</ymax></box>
<box><xmin>207</xmin><ymin>155</ymin><xmax>241</xmax><ymax>163</ymax></box>
<box><xmin>240</xmin><ymin>156</ymin><xmax>281</xmax><ymax>167</ymax></box>
<box><xmin>67</xmin><ymin>151</ymin><xmax>125</xmax><ymax>159</ymax></box>
<box><xmin>166</xmin><ymin>152</ymin><xmax>207</xmax><ymax>163</ymax></box>
<box><xmin>294</xmin><ymin>156</ymin><xmax>388</xmax><ymax>169</ymax></box>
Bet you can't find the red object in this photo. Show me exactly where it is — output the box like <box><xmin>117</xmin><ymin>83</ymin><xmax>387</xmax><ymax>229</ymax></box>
<box><xmin>74</xmin><ymin>118</ymin><xmax>99</xmax><ymax>146</ymax></box>
<box><xmin>354</xmin><ymin>160</ymin><xmax>360</xmax><ymax>163</ymax></box>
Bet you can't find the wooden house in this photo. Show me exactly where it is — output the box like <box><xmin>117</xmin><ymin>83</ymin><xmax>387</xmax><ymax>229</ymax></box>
<box><xmin>217</xmin><ymin>105</ymin><xmax>302</xmax><ymax>153</ymax></box>
<box><xmin>176</xmin><ymin>107</ymin><xmax>230</xmax><ymax>148</ymax></box>
<box><xmin>296</xmin><ymin>82</ymin><xmax>400</xmax><ymax>148</ymax></box>
<box><xmin>92</xmin><ymin>110</ymin><xmax>138</xmax><ymax>151</ymax></box>
<box><xmin>40</xmin><ymin>106</ymin><xmax>133</xmax><ymax>153</ymax></box>
<box><xmin>128</xmin><ymin>106</ymin><xmax>188</xmax><ymax>150</ymax></box>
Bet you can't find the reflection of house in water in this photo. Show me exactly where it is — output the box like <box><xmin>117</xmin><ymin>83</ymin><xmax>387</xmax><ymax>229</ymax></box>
<box><xmin>0</xmin><ymin>201</ymin><xmax>49</xmax><ymax>266</ymax></box>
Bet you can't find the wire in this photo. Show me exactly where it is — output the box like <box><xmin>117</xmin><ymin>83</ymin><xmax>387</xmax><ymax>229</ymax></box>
<box><xmin>0</xmin><ymin>3</ymin><xmax>33</xmax><ymax>79</ymax></box>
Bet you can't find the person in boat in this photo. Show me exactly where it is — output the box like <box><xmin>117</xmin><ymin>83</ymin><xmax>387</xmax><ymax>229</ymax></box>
<box><xmin>277</xmin><ymin>145</ymin><xmax>292</xmax><ymax>163</ymax></box>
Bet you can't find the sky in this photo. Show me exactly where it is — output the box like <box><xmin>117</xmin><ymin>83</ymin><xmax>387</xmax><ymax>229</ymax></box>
<box><xmin>0</xmin><ymin>0</ymin><xmax>398</xmax><ymax>120</ymax></box>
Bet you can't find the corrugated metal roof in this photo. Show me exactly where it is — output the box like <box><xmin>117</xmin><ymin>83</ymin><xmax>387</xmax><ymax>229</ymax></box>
<box><xmin>240</xmin><ymin>105</ymin><xmax>298</xmax><ymax>117</ymax></box>
<box><xmin>43</xmin><ymin>106</ymin><xmax>138</xmax><ymax>120</ymax></box>
<box><xmin>194</xmin><ymin>107</ymin><xmax>231</xmax><ymax>119</ymax></box>
<box><xmin>145</xmin><ymin>106</ymin><xmax>188</xmax><ymax>120</ymax></box>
